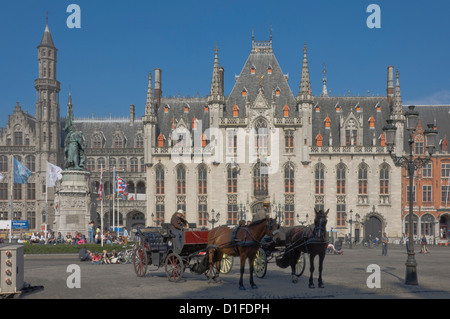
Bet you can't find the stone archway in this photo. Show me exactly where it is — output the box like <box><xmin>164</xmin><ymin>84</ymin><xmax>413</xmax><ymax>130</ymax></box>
<box><xmin>127</xmin><ymin>211</ymin><xmax>145</xmax><ymax>232</ymax></box>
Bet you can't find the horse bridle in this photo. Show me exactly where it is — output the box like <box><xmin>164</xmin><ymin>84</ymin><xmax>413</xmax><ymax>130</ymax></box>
<box><xmin>313</xmin><ymin>215</ymin><xmax>327</xmax><ymax>240</ymax></box>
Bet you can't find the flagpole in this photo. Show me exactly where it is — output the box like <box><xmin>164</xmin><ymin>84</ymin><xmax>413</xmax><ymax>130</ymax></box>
<box><xmin>101</xmin><ymin>164</ymin><xmax>104</xmax><ymax>247</ymax></box>
<box><xmin>113</xmin><ymin>166</ymin><xmax>115</xmax><ymax>234</ymax></box>
<box><xmin>9</xmin><ymin>155</ymin><xmax>13</xmax><ymax>243</ymax></box>
<box><xmin>45</xmin><ymin>182</ymin><xmax>48</xmax><ymax>244</ymax></box>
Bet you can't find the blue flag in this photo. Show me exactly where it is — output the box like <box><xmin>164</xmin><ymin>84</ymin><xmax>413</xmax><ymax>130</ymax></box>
<box><xmin>13</xmin><ymin>157</ymin><xmax>32</xmax><ymax>184</ymax></box>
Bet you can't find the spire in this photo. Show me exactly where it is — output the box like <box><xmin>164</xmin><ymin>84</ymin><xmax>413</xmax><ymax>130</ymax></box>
<box><xmin>392</xmin><ymin>69</ymin><xmax>402</xmax><ymax>115</ymax></box>
<box><xmin>321</xmin><ymin>63</ymin><xmax>328</xmax><ymax>97</ymax></box>
<box><xmin>145</xmin><ymin>71</ymin><xmax>155</xmax><ymax>115</ymax></box>
<box><xmin>210</xmin><ymin>43</ymin><xmax>223</xmax><ymax>96</ymax></box>
<box><xmin>298</xmin><ymin>43</ymin><xmax>313</xmax><ymax>102</ymax></box>
<box><xmin>38</xmin><ymin>15</ymin><xmax>55</xmax><ymax>48</ymax></box>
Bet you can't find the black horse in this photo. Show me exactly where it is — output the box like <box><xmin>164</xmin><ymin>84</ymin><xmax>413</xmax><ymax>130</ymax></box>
<box><xmin>277</xmin><ymin>209</ymin><xmax>329</xmax><ymax>288</ymax></box>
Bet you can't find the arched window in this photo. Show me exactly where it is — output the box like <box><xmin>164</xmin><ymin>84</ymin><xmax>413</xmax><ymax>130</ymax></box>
<box><xmin>227</xmin><ymin>165</ymin><xmax>238</xmax><ymax>194</ymax></box>
<box><xmin>336</xmin><ymin>163</ymin><xmax>346</xmax><ymax>194</ymax></box>
<box><xmin>130</xmin><ymin>158</ymin><xmax>138</xmax><ymax>172</ymax></box>
<box><xmin>255</xmin><ymin>119</ymin><xmax>268</xmax><ymax>157</ymax></box>
<box><xmin>119</xmin><ymin>158</ymin><xmax>127</xmax><ymax>171</ymax></box>
<box><xmin>86</xmin><ymin>158</ymin><xmax>95</xmax><ymax>172</ymax></box>
<box><xmin>284</xmin><ymin>162</ymin><xmax>295</xmax><ymax>194</ymax></box>
<box><xmin>414</xmin><ymin>134</ymin><xmax>424</xmax><ymax>155</ymax></box>
<box><xmin>253</xmin><ymin>162</ymin><xmax>269</xmax><ymax>197</ymax></box>
<box><xmin>14</xmin><ymin>131</ymin><xmax>23</xmax><ymax>146</ymax></box>
<box><xmin>358</xmin><ymin>164</ymin><xmax>368</xmax><ymax>195</ymax></box>
<box><xmin>26</xmin><ymin>155</ymin><xmax>35</xmax><ymax>173</ymax></box>
<box><xmin>155</xmin><ymin>166</ymin><xmax>165</xmax><ymax>195</ymax></box>
<box><xmin>109</xmin><ymin>157</ymin><xmax>116</xmax><ymax>169</ymax></box>
<box><xmin>135</xmin><ymin>135</ymin><xmax>144</xmax><ymax>149</ymax></box>
<box><xmin>198</xmin><ymin>165</ymin><xmax>207</xmax><ymax>195</ymax></box>
<box><xmin>114</xmin><ymin>135</ymin><xmax>123</xmax><ymax>148</ymax></box>
<box><xmin>315</xmin><ymin>163</ymin><xmax>325</xmax><ymax>194</ymax></box>
<box><xmin>92</xmin><ymin>135</ymin><xmax>102</xmax><ymax>149</ymax></box>
<box><xmin>0</xmin><ymin>156</ymin><xmax>8</xmax><ymax>172</ymax></box>
<box><xmin>380</xmin><ymin>164</ymin><xmax>390</xmax><ymax>195</ymax></box>
<box><xmin>176</xmin><ymin>165</ymin><xmax>186</xmax><ymax>195</ymax></box>
<box><xmin>97</xmin><ymin>158</ymin><xmax>105</xmax><ymax>171</ymax></box>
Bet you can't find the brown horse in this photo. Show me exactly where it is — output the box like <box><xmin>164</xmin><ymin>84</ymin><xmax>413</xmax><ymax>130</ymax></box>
<box><xmin>207</xmin><ymin>217</ymin><xmax>278</xmax><ymax>290</ymax></box>
<box><xmin>277</xmin><ymin>209</ymin><xmax>329</xmax><ymax>288</ymax></box>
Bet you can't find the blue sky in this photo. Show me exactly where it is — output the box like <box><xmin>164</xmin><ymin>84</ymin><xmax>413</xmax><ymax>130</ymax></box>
<box><xmin>1</xmin><ymin>0</ymin><xmax>450</xmax><ymax>127</ymax></box>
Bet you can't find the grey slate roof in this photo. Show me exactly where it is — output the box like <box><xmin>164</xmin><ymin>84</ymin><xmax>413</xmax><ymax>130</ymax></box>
<box><xmin>403</xmin><ymin>105</ymin><xmax>450</xmax><ymax>151</ymax></box>
<box><xmin>155</xmin><ymin>97</ymin><xmax>209</xmax><ymax>146</ymax></box>
<box><xmin>225</xmin><ymin>48</ymin><xmax>298</xmax><ymax>118</ymax></box>
<box><xmin>312</xmin><ymin>96</ymin><xmax>391</xmax><ymax>147</ymax></box>
<box><xmin>38</xmin><ymin>24</ymin><xmax>55</xmax><ymax>48</ymax></box>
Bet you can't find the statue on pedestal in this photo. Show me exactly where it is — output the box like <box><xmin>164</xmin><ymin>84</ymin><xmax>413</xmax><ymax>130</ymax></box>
<box><xmin>64</xmin><ymin>94</ymin><xmax>86</xmax><ymax>171</ymax></box>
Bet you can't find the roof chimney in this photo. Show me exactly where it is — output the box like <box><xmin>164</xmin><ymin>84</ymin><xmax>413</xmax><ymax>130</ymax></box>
<box><xmin>155</xmin><ymin>68</ymin><xmax>162</xmax><ymax>108</ymax></box>
<box><xmin>387</xmin><ymin>66</ymin><xmax>394</xmax><ymax>104</ymax></box>
<box><xmin>130</xmin><ymin>104</ymin><xmax>135</xmax><ymax>124</ymax></box>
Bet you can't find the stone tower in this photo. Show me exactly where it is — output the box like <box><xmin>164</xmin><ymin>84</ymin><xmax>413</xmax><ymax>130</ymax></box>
<box><xmin>35</xmin><ymin>20</ymin><xmax>61</xmax><ymax>168</ymax></box>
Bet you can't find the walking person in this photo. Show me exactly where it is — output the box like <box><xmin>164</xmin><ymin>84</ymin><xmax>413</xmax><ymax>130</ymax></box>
<box><xmin>88</xmin><ymin>221</ymin><xmax>95</xmax><ymax>244</ymax></box>
<box><xmin>421</xmin><ymin>235</ymin><xmax>429</xmax><ymax>254</ymax></box>
<box><xmin>381</xmin><ymin>232</ymin><xmax>389</xmax><ymax>256</ymax></box>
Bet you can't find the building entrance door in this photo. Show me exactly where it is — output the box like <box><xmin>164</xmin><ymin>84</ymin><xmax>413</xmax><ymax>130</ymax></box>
<box><xmin>365</xmin><ymin>216</ymin><xmax>382</xmax><ymax>241</ymax></box>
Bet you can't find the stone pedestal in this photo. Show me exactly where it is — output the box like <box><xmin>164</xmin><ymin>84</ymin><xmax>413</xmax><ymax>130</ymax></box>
<box><xmin>55</xmin><ymin>170</ymin><xmax>91</xmax><ymax>237</ymax></box>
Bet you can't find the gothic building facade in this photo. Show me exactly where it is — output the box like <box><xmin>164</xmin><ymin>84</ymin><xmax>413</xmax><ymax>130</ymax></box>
<box><xmin>2</xmin><ymin>22</ymin><xmax>449</xmax><ymax>243</ymax></box>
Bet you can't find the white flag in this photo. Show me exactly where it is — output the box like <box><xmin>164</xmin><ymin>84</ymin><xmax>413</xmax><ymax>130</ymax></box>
<box><xmin>46</xmin><ymin>162</ymin><xmax>63</xmax><ymax>188</ymax></box>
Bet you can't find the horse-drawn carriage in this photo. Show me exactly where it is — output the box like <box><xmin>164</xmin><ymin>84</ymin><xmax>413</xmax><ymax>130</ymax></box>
<box><xmin>132</xmin><ymin>225</ymin><xmax>215</xmax><ymax>281</ymax></box>
<box><xmin>252</xmin><ymin>227</ymin><xmax>306</xmax><ymax>279</ymax></box>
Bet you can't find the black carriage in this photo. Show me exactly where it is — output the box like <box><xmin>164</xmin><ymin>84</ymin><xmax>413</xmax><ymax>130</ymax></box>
<box><xmin>253</xmin><ymin>226</ymin><xmax>306</xmax><ymax>279</ymax></box>
<box><xmin>132</xmin><ymin>225</ymin><xmax>214</xmax><ymax>281</ymax></box>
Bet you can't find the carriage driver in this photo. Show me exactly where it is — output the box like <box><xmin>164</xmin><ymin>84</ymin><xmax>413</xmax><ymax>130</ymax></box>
<box><xmin>170</xmin><ymin>210</ymin><xmax>190</xmax><ymax>251</ymax></box>
<box><xmin>253</xmin><ymin>201</ymin><xmax>271</xmax><ymax>221</ymax></box>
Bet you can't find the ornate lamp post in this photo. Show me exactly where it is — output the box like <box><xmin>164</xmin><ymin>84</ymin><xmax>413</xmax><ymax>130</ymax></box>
<box><xmin>347</xmin><ymin>209</ymin><xmax>353</xmax><ymax>249</ymax></box>
<box><xmin>383</xmin><ymin>105</ymin><xmax>438</xmax><ymax>285</ymax></box>
<box><xmin>273</xmin><ymin>202</ymin><xmax>283</xmax><ymax>226</ymax></box>
<box><xmin>206</xmin><ymin>209</ymin><xmax>220</xmax><ymax>230</ymax></box>
<box><xmin>239</xmin><ymin>202</ymin><xmax>247</xmax><ymax>224</ymax></box>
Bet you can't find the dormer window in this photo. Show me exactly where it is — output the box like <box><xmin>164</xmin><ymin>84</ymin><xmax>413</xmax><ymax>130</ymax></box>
<box><xmin>336</xmin><ymin>105</ymin><xmax>341</xmax><ymax>112</ymax></box>
<box><xmin>201</xmin><ymin>133</ymin><xmax>207</xmax><ymax>148</ymax></box>
<box><xmin>380</xmin><ymin>132</ymin><xmax>386</xmax><ymax>146</ymax></box>
<box><xmin>283</xmin><ymin>104</ymin><xmax>289</xmax><ymax>117</ymax></box>
<box><xmin>324</xmin><ymin>116</ymin><xmax>331</xmax><ymax>129</ymax></box>
<box><xmin>251</xmin><ymin>66</ymin><xmax>256</xmax><ymax>75</ymax></box>
<box><xmin>192</xmin><ymin>117</ymin><xmax>198</xmax><ymax>129</ymax></box>
<box><xmin>276</xmin><ymin>88</ymin><xmax>280</xmax><ymax>96</ymax></box>
<box><xmin>233</xmin><ymin>105</ymin><xmax>239</xmax><ymax>117</ymax></box>
<box><xmin>315</xmin><ymin>104</ymin><xmax>320</xmax><ymax>112</ymax></box>
<box><xmin>184</xmin><ymin>105</ymin><xmax>190</xmax><ymax>113</ymax></box>
<box><xmin>204</xmin><ymin>105</ymin><xmax>209</xmax><ymax>112</ymax></box>
<box><xmin>376</xmin><ymin>103</ymin><xmax>381</xmax><ymax>112</ymax></box>
<box><xmin>268</xmin><ymin>66</ymin><xmax>272</xmax><ymax>74</ymax></box>
<box><xmin>356</xmin><ymin>104</ymin><xmax>361</xmax><ymax>112</ymax></box>
<box><xmin>316</xmin><ymin>132</ymin><xmax>323</xmax><ymax>146</ymax></box>
<box><xmin>242</xmin><ymin>89</ymin><xmax>247</xmax><ymax>97</ymax></box>
<box><xmin>369</xmin><ymin>116</ymin><xmax>375</xmax><ymax>129</ymax></box>
<box><xmin>157</xmin><ymin>133</ymin><xmax>165</xmax><ymax>147</ymax></box>
<box><xmin>164</xmin><ymin>105</ymin><xmax>169</xmax><ymax>113</ymax></box>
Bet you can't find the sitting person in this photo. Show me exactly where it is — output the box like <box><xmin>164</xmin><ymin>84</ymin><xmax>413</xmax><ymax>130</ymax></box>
<box><xmin>65</xmin><ymin>232</ymin><xmax>73</xmax><ymax>245</ymax></box>
<box><xmin>79</xmin><ymin>247</ymin><xmax>92</xmax><ymax>261</ymax></box>
<box><xmin>77</xmin><ymin>234</ymin><xmax>86</xmax><ymax>245</ymax></box>
<box><xmin>102</xmin><ymin>250</ymin><xmax>111</xmax><ymax>264</ymax></box>
<box><xmin>170</xmin><ymin>210</ymin><xmax>189</xmax><ymax>251</ymax></box>
<box><xmin>327</xmin><ymin>243</ymin><xmax>336</xmax><ymax>254</ymax></box>
<box><xmin>92</xmin><ymin>252</ymin><xmax>102</xmax><ymax>265</ymax></box>
<box><xmin>109</xmin><ymin>249</ymin><xmax>119</xmax><ymax>264</ymax></box>
<box><xmin>30</xmin><ymin>232</ymin><xmax>39</xmax><ymax>244</ymax></box>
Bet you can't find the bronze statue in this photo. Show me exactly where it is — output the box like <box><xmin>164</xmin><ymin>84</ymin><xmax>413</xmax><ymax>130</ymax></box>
<box><xmin>64</xmin><ymin>95</ymin><xmax>86</xmax><ymax>171</ymax></box>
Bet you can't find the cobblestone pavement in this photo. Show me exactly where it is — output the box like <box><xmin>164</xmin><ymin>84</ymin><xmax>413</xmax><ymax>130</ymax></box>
<box><xmin>19</xmin><ymin>244</ymin><xmax>450</xmax><ymax>300</ymax></box>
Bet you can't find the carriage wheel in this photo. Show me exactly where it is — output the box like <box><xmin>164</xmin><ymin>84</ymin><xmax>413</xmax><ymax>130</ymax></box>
<box><xmin>295</xmin><ymin>252</ymin><xmax>306</xmax><ymax>277</ymax></box>
<box><xmin>133</xmin><ymin>245</ymin><xmax>148</xmax><ymax>277</ymax></box>
<box><xmin>254</xmin><ymin>248</ymin><xmax>267</xmax><ymax>279</ymax></box>
<box><xmin>220</xmin><ymin>254</ymin><xmax>234</xmax><ymax>274</ymax></box>
<box><xmin>165</xmin><ymin>253</ymin><xmax>185</xmax><ymax>282</ymax></box>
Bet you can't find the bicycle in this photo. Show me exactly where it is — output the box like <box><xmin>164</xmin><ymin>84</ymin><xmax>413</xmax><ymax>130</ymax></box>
<box><xmin>117</xmin><ymin>243</ymin><xmax>136</xmax><ymax>264</ymax></box>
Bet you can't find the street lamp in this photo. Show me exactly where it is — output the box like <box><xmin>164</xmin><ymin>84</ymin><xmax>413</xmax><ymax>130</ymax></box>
<box><xmin>239</xmin><ymin>202</ymin><xmax>247</xmax><ymax>224</ymax></box>
<box><xmin>273</xmin><ymin>202</ymin><xmax>283</xmax><ymax>226</ymax></box>
<box><xmin>206</xmin><ymin>209</ymin><xmax>220</xmax><ymax>229</ymax></box>
<box><xmin>347</xmin><ymin>209</ymin><xmax>353</xmax><ymax>249</ymax></box>
<box><xmin>383</xmin><ymin>105</ymin><xmax>438</xmax><ymax>285</ymax></box>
